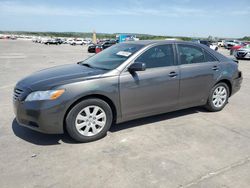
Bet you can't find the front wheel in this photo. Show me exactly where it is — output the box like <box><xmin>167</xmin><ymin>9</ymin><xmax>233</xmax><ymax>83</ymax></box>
<box><xmin>66</xmin><ymin>99</ymin><xmax>113</xmax><ymax>142</ymax></box>
<box><xmin>205</xmin><ymin>83</ymin><xmax>229</xmax><ymax>112</ymax></box>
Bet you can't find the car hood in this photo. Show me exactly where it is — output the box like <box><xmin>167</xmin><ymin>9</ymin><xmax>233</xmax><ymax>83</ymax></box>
<box><xmin>232</xmin><ymin>45</ymin><xmax>243</xmax><ymax>49</ymax></box>
<box><xmin>237</xmin><ymin>48</ymin><xmax>250</xmax><ymax>52</ymax></box>
<box><xmin>17</xmin><ymin>64</ymin><xmax>107</xmax><ymax>91</ymax></box>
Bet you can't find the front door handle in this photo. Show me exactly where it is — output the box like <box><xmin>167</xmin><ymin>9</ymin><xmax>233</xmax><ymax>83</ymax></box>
<box><xmin>169</xmin><ymin>71</ymin><xmax>178</xmax><ymax>77</ymax></box>
<box><xmin>212</xmin><ymin>66</ymin><xmax>219</xmax><ymax>71</ymax></box>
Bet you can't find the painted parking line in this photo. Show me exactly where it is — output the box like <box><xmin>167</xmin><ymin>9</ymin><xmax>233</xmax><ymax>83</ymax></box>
<box><xmin>0</xmin><ymin>84</ymin><xmax>15</xmax><ymax>89</ymax></box>
<box><xmin>0</xmin><ymin>53</ymin><xmax>26</xmax><ymax>59</ymax></box>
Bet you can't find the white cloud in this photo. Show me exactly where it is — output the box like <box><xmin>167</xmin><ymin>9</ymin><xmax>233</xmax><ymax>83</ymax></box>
<box><xmin>0</xmin><ymin>1</ymin><xmax>249</xmax><ymax>18</ymax></box>
<box><xmin>0</xmin><ymin>1</ymin><xmax>208</xmax><ymax>17</ymax></box>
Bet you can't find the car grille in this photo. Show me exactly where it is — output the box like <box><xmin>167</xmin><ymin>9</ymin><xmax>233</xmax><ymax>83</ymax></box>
<box><xmin>13</xmin><ymin>87</ymin><xmax>25</xmax><ymax>101</ymax></box>
<box><xmin>237</xmin><ymin>52</ymin><xmax>247</xmax><ymax>57</ymax></box>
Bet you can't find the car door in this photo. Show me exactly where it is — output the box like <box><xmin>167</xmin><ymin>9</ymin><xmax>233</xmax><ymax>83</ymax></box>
<box><xmin>177</xmin><ymin>44</ymin><xmax>221</xmax><ymax>108</ymax></box>
<box><xmin>119</xmin><ymin>44</ymin><xmax>180</xmax><ymax>121</ymax></box>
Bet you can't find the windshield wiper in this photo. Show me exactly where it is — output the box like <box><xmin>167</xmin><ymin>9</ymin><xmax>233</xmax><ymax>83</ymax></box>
<box><xmin>94</xmin><ymin>67</ymin><xmax>111</xmax><ymax>70</ymax></box>
<box><xmin>79</xmin><ymin>62</ymin><xmax>111</xmax><ymax>70</ymax></box>
<box><xmin>80</xmin><ymin>63</ymin><xmax>94</xmax><ymax>69</ymax></box>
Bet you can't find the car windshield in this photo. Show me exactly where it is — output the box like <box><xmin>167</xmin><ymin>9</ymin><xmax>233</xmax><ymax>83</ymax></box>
<box><xmin>80</xmin><ymin>43</ymin><xmax>143</xmax><ymax>70</ymax></box>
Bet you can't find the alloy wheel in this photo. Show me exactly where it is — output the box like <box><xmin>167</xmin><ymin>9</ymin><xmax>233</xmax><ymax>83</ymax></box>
<box><xmin>212</xmin><ymin>86</ymin><xmax>227</xmax><ymax>108</ymax></box>
<box><xmin>75</xmin><ymin>105</ymin><xmax>106</xmax><ymax>136</ymax></box>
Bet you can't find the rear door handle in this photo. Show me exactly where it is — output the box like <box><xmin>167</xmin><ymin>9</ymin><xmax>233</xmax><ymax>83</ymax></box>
<box><xmin>169</xmin><ymin>71</ymin><xmax>178</xmax><ymax>77</ymax></box>
<box><xmin>212</xmin><ymin>66</ymin><xmax>219</xmax><ymax>71</ymax></box>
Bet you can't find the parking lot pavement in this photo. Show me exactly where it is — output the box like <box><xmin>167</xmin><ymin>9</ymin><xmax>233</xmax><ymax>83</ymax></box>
<box><xmin>0</xmin><ymin>40</ymin><xmax>250</xmax><ymax>188</ymax></box>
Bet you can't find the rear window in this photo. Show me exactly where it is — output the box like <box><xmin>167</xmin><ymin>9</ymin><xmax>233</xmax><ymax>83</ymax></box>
<box><xmin>177</xmin><ymin>44</ymin><xmax>206</xmax><ymax>64</ymax></box>
<box><xmin>178</xmin><ymin>44</ymin><xmax>218</xmax><ymax>64</ymax></box>
<box><xmin>204</xmin><ymin>51</ymin><xmax>217</xmax><ymax>62</ymax></box>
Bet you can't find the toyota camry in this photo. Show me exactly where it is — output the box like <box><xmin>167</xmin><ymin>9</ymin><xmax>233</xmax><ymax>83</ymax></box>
<box><xmin>13</xmin><ymin>40</ymin><xmax>242</xmax><ymax>142</ymax></box>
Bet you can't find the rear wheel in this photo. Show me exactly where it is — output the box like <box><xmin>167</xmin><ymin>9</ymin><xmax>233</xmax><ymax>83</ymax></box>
<box><xmin>66</xmin><ymin>98</ymin><xmax>113</xmax><ymax>142</ymax></box>
<box><xmin>205</xmin><ymin>83</ymin><xmax>229</xmax><ymax>112</ymax></box>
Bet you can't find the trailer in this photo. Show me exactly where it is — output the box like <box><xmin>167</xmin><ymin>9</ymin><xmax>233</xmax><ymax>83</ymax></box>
<box><xmin>116</xmin><ymin>34</ymin><xmax>138</xmax><ymax>43</ymax></box>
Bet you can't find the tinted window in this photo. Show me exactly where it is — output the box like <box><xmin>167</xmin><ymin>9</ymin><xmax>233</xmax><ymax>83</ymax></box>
<box><xmin>135</xmin><ymin>45</ymin><xmax>174</xmax><ymax>68</ymax></box>
<box><xmin>178</xmin><ymin>44</ymin><xmax>206</xmax><ymax>64</ymax></box>
<box><xmin>204</xmin><ymin>51</ymin><xmax>217</xmax><ymax>62</ymax></box>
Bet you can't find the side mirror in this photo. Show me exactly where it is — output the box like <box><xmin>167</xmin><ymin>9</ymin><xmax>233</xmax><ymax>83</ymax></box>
<box><xmin>128</xmin><ymin>62</ymin><xmax>146</xmax><ymax>72</ymax></box>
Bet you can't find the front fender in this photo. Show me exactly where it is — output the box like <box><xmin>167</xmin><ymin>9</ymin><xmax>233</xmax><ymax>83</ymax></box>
<box><xmin>59</xmin><ymin>76</ymin><xmax>121</xmax><ymax>126</ymax></box>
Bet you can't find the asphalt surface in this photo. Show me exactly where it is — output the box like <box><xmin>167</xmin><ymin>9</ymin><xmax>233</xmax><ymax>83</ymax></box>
<box><xmin>0</xmin><ymin>40</ymin><xmax>250</xmax><ymax>188</ymax></box>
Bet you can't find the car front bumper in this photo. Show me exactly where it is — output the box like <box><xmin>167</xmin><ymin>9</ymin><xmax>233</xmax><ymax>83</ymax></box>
<box><xmin>13</xmin><ymin>97</ymin><xmax>65</xmax><ymax>134</ymax></box>
<box><xmin>235</xmin><ymin>52</ymin><xmax>250</xmax><ymax>59</ymax></box>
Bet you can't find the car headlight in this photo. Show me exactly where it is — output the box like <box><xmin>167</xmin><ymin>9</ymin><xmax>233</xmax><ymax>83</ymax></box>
<box><xmin>25</xmin><ymin>89</ymin><xmax>65</xmax><ymax>101</ymax></box>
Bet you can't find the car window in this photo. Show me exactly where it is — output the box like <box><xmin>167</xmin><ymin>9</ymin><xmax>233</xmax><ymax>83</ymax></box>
<box><xmin>135</xmin><ymin>44</ymin><xmax>175</xmax><ymax>68</ymax></box>
<box><xmin>80</xmin><ymin>43</ymin><xmax>143</xmax><ymax>70</ymax></box>
<box><xmin>204</xmin><ymin>51</ymin><xmax>217</xmax><ymax>62</ymax></box>
<box><xmin>177</xmin><ymin>44</ymin><xmax>206</xmax><ymax>64</ymax></box>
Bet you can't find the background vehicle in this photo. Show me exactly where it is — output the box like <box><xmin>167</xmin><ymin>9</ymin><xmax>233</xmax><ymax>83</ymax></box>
<box><xmin>224</xmin><ymin>40</ymin><xmax>241</xmax><ymax>49</ymax></box>
<box><xmin>95</xmin><ymin>40</ymin><xmax>116</xmax><ymax>52</ymax></box>
<box><xmin>234</xmin><ymin>44</ymin><xmax>250</xmax><ymax>59</ymax></box>
<box><xmin>55</xmin><ymin>38</ymin><xmax>64</xmax><ymax>44</ymax></box>
<box><xmin>87</xmin><ymin>43</ymin><xmax>96</xmax><ymax>53</ymax></box>
<box><xmin>65</xmin><ymin>38</ymin><xmax>74</xmax><ymax>44</ymax></box>
<box><xmin>14</xmin><ymin>41</ymin><xmax>242</xmax><ymax>142</ymax></box>
<box><xmin>193</xmin><ymin>40</ymin><xmax>218</xmax><ymax>51</ymax></box>
<box><xmin>217</xmin><ymin>40</ymin><xmax>225</xmax><ymax>47</ymax></box>
<box><xmin>230</xmin><ymin>42</ymin><xmax>249</xmax><ymax>55</ymax></box>
<box><xmin>71</xmin><ymin>39</ymin><xmax>85</xmax><ymax>45</ymax></box>
<box><xmin>116</xmin><ymin>34</ymin><xmax>138</xmax><ymax>43</ymax></box>
<box><xmin>208</xmin><ymin>42</ymin><xmax>218</xmax><ymax>51</ymax></box>
<box><xmin>40</xmin><ymin>38</ymin><xmax>51</xmax><ymax>44</ymax></box>
<box><xmin>44</xmin><ymin>38</ymin><xmax>63</xmax><ymax>45</ymax></box>
<box><xmin>82</xmin><ymin>40</ymin><xmax>92</xmax><ymax>45</ymax></box>
<box><xmin>88</xmin><ymin>40</ymin><xmax>116</xmax><ymax>53</ymax></box>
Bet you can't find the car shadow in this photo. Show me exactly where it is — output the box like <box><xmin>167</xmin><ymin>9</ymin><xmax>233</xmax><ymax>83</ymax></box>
<box><xmin>12</xmin><ymin>107</ymin><xmax>207</xmax><ymax>145</ymax></box>
<box><xmin>110</xmin><ymin>107</ymin><xmax>206</xmax><ymax>132</ymax></box>
<box><xmin>12</xmin><ymin>119</ymin><xmax>76</xmax><ymax>145</ymax></box>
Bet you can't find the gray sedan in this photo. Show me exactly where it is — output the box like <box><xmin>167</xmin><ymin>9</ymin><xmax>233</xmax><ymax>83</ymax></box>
<box><xmin>13</xmin><ymin>40</ymin><xmax>242</xmax><ymax>142</ymax></box>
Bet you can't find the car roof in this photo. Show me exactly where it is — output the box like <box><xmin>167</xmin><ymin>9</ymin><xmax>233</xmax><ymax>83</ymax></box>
<box><xmin>123</xmin><ymin>40</ymin><xmax>198</xmax><ymax>46</ymax></box>
<box><xmin>123</xmin><ymin>40</ymin><xmax>231</xmax><ymax>63</ymax></box>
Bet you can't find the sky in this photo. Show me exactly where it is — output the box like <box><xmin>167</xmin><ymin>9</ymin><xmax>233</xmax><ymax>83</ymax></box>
<box><xmin>0</xmin><ymin>0</ymin><xmax>249</xmax><ymax>38</ymax></box>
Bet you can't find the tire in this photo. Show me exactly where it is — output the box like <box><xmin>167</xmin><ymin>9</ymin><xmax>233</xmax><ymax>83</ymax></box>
<box><xmin>66</xmin><ymin>98</ymin><xmax>113</xmax><ymax>142</ymax></box>
<box><xmin>205</xmin><ymin>82</ymin><xmax>229</xmax><ymax>112</ymax></box>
